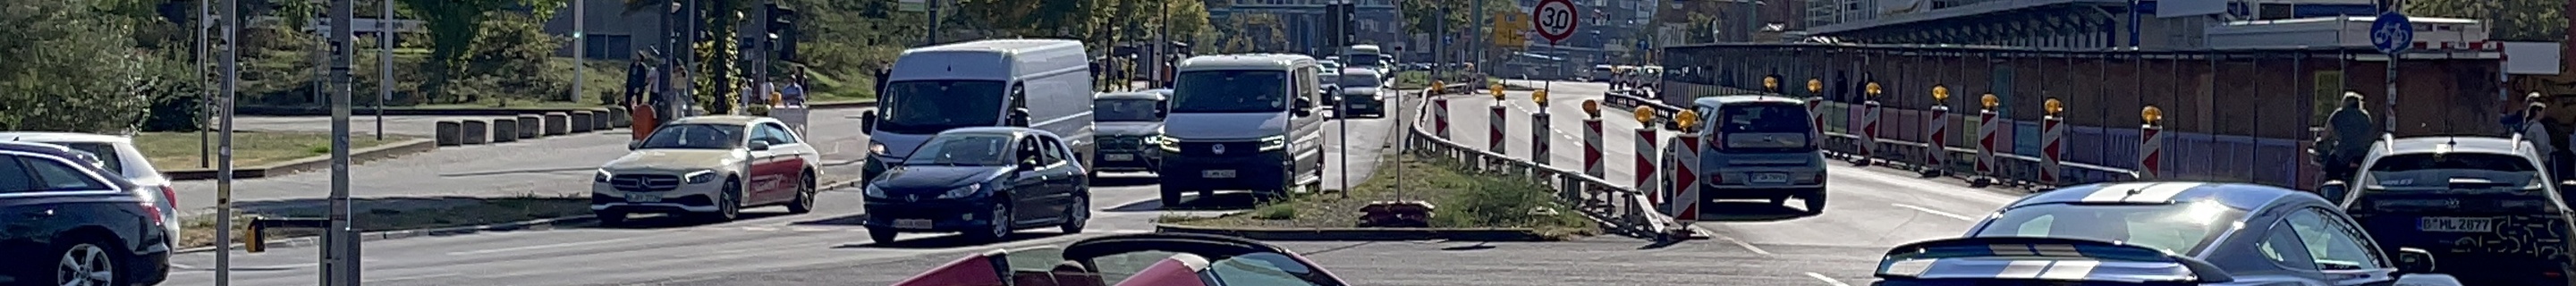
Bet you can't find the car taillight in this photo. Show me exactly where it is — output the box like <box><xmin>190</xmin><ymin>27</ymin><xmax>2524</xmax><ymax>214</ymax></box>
<box><xmin>137</xmin><ymin>200</ymin><xmax>164</xmax><ymax>226</ymax></box>
<box><xmin>159</xmin><ymin>185</ymin><xmax>178</xmax><ymax>209</ymax></box>
<box><xmin>1708</xmin><ymin>172</ymin><xmax>1725</xmax><ymax>184</ymax></box>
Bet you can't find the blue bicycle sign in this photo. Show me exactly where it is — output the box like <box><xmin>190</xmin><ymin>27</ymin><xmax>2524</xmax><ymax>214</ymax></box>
<box><xmin>2370</xmin><ymin>12</ymin><xmax>2412</xmax><ymax>55</ymax></box>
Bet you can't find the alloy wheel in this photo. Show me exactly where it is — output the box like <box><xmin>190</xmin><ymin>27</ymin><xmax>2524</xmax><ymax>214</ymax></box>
<box><xmin>55</xmin><ymin>243</ymin><xmax>115</xmax><ymax>286</ymax></box>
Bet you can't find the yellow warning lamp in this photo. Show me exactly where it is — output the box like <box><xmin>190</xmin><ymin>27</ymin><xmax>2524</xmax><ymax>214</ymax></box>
<box><xmin>1532</xmin><ymin>89</ymin><xmax>1550</xmax><ymax>105</ymax></box>
<box><xmin>1806</xmin><ymin>79</ymin><xmax>1824</xmax><ymax>94</ymax></box>
<box><xmin>1430</xmin><ymin>80</ymin><xmax>1445</xmax><ymax>93</ymax></box>
<box><xmin>2044</xmin><ymin>98</ymin><xmax>2064</xmax><ymax>115</ymax></box>
<box><xmin>1581</xmin><ymin>100</ymin><xmax>1602</xmax><ymax>118</ymax></box>
<box><xmin>1762</xmin><ymin>75</ymin><xmax>1780</xmax><ymax>92</ymax></box>
<box><xmin>2141</xmin><ymin>105</ymin><xmax>2164</xmax><ymax>124</ymax></box>
<box><xmin>1674</xmin><ymin>109</ymin><xmax>1701</xmax><ymax>130</ymax></box>
<box><xmin>1489</xmin><ymin>84</ymin><xmax>1505</xmax><ymax>98</ymax></box>
<box><xmin>1631</xmin><ymin>106</ymin><xmax>1656</xmax><ymax>124</ymax></box>
<box><xmin>1979</xmin><ymin>93</ymin><xmax>1998</xmax><ymax>109</ymax></box>
<box><xmin>1931</xmin><ymin>85</ymin><xmax>1950</xmax><ymax>102</ymax></box>
<box><xmin>1865</xmin><ymin>82</ymin><xmax>1883</xmax><ymax>97</ymax></box>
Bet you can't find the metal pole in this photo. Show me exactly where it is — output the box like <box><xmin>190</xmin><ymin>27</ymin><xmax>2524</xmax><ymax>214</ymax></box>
<box><xmin>574</xmin><ymin>0</ymin><xmax>586</xmax><ymax>105</ymax></box>
<box><xmin>928</xmin><ymin>0</ymin><xmax>941</xmax><ymax>45</ymax></box>
<box><xmin>199</xmin><ymin>0</ymin><xmax>210</xmax><ymax>168</ymax></box>
<box><xmin>377</xmin><ymin>0</ymin><xmax>391</xmax><ymax>141</ymax></box>
<box><xmin>326</xmin><ymin>0</ymin><xmax>357</xmax><ymax>283</ymax></box>
<box><xmin>215</xmin><ymin>0</ymin><xmax>238</xmax><ymax>284</ymax></box>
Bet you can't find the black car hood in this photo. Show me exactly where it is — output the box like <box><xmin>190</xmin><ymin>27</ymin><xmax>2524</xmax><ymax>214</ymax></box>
<box><xmin>875</xmin><ymin>165</ymin><xmax>1010</xmax><ymax>193</ymax></box>
<box><xmin>1097</xmin><ymin>122</ymin><xmax>1164</xmax><ymax>136</ymax></box>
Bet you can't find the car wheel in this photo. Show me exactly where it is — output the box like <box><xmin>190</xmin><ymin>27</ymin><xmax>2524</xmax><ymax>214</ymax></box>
<box><xmin>709</xmin><ymin>178</ymin><xmax>742</xmax><ymax>222</ymax></box>
<box><xmin>1158</xmin><ymin>185</ymin><xmax>1183</xmax><ymax>207</ymax></box>
<box><xmin>1802</xmin><ymin>191</ymin><xmax>1828</xmax><ymax>214</ymax></box>
<box><xmin>596</xmin><ymin>211</ymin><xmax>629</xmax><ymax>226</ymax></box>
<box><xmin>1060</xmin><ymin>194</ymin><xmax>1090</xmax><ymax>233</ymax></box>
<box><xmin>51</xmin><ymin>236</ymin><xmax>125</xmax><ymax>286</ymax></box>
<box><xmin>867</xmin><ymin>227</ymin><xmax>899</xmax><ymax>244</ymax></box>
<box><xmin>969</xmin><ymin>203</ymin><xmax>1014</xmax><ymax>241</ymax></box>
<box><xmin>785</xmin><ymin>173</ymin><xmax>816</xmax><ymax>214</ymax></box>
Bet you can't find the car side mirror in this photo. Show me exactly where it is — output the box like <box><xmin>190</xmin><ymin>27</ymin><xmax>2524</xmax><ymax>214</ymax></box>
<box><xmin>859</xmin><ymin>110</ymin><xmax>878</xmax><ymax>131</ymax></box>
<box><xmin>749</xmin><ymin>140</ymin><xmax>772</xmax><ymax>151</ymax></box>
<box><xmin>627</xmin><ymin>140</ymin><xmax>643</xmax><ymax>150</ymax></box>
<box><xmin>2318</xmin><ymin>181</ymin><xmax>2349</xmax><ymax>203</ymax></box>
<box><xmin>2395</xmin><ymin>248</ymin><xmax>2437</xmax><ymax>273</ymax></box>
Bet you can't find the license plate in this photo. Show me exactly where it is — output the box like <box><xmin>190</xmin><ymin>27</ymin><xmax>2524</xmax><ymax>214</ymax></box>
<box><xmin>1751</xmin><ymin>173</ymin><xmax>1791</xmax><ymax>183</ymax></box>
<box><xmin>624</xmin><ymin>193</ymin><xmax>660</xmax><ymax>203</ymax></box>
<box><xmin>1106</xmin><ymin>154</ymin><xmax>1135</xmax><ymax>161</ymax></box>
<box><xmin>2418</xmin><ymin>217</ymin><xmax>2495</xmax><ymax>232</ymax></box>
<box><xmin>894</xmin><ymin>219</ymin><xmax>934</xmax><ymax>229</ymax></box>
<box><xmin>1203</xmin><ymin>170</ymin><xmax>1237</xmax><ymax>178</ymax></box>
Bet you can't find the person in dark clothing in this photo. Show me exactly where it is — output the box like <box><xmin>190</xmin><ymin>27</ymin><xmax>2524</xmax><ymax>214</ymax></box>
<box><xmin>2319</xmin><ymin>92</ymin><xmax>2377</xmax><ymax>181</ymax></box>
<box><xmin>872</xmin><ymin>64</ymin><xmax>891</xmax><ymax>97</ymax></box>
<box><xmin>623</xmin><ymin>52</ymin><xmax>653</xmax><ymax>105</ymax></box>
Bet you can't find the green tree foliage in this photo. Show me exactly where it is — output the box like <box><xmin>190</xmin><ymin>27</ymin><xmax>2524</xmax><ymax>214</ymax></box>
<box><xmin>449</xmin><ymin>13</ymin><xmax>570</xmax><ymax>105</ymax></box>
<box><xmin>0</xmin><ymin>0</ymin><xmax>162</xmax><ymax>132</ymax></box>
<box><xmin>396</xmin><ymin>0</ymin><xmax>520</xmax><ymax>102</ymax></box>
<box><xmin>2403</xmin><ymin>0</ymin><xmax>2566</xmax><ymax>42</ymax></box>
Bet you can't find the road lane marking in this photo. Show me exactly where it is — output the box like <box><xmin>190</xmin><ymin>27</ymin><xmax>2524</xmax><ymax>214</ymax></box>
<box><xmin>445</xmin><ymin>238</ymin><xmax>640</xmax><ymax>256</ymax></box>
<box><xmin>1804</xmin><ymin>272</ymin><xmax>1852</xmax><ymax>286</ymax></box>
<box><xmin>1690</xmin><ymin>226</ymin><xmax>1775</xmax><ymax>257</ymax></box>
<box><xmin>1893</xmin><ymin>204</ymin><xmax>1977</xmax><ymax>221</ymax></box>
<box><xmin>369</xmin><ymin>273</ymin><xmax>460</xmax><ymax>282</ymax></box>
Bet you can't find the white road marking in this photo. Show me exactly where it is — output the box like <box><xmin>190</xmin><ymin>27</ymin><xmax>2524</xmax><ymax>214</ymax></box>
<box><xmin>1892</xmin><ymin>204</ymin><xmax>1977</xmax><ymax>221</ymax></box>
<box><xmin>1804</xmin><ymin>272</ymin><xmax>1852</xmax><ymax>286</ymax></box>
<box><xmin>369</xmin><ymin>273</ymin><xmax>460</xmax><ymax>282</ymax></box>
<box><xmin>445</xmin><ymin>238</ymin><xmax>640</xmax><ymax>256</ymax></box>
<box><xmin>1723</xmin><ymin>236</ymin><xmax>1774</xmax><ymax>256</ymax></box>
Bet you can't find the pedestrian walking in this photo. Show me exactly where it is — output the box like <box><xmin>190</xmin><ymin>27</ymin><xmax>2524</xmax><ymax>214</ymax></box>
<box><xmin>2322</xmin><ymin>91</ymin><xmax>2377</xmax><ymax>181</ymax></box>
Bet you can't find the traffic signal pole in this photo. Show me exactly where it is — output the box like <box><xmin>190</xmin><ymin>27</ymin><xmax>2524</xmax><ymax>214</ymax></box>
<box><xmin>215</xmin><ymin>0</ymin><xmax>238</xmax><ymax>283</ymax></box>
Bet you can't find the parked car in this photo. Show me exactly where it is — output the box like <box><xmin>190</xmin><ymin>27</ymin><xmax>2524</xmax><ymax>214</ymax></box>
<box><xmin>2326</xmin><ymin>135</ymin><xmax>2576</xmax><ymax>286</ymax></box>
<box><xmin>593</xmin><ymin>115</ymin><xmax>822</xmax><ymax>225</ymax></box>
<box><xmin>0</xmin><ymin>132</ymin><xmax>182</xmax><ymax>249</ymax></box>
<box><xmin>893</xmin><ymin>233</ymin><xmax>1349</xmax><ymax>286</ymax></box>
<box><xmin>862</xmin><ymin>128</ymin><xmax>1091</xmax><ymax>243</ymax></box>
<box><xmin>1092</xmin><ymin>91</ymin><xmax>1169</xmax><ymax>175</ymax></box>
<box><xmin>1154</xmin><ymin>54</ymin><xmax>1328</xmax><ymax>205</ymax></box>
<box><xmin>0</xmin><ymin>141</ymin><xmax>172</xmax><ymax>286</ymax></box>
<box><xmin>1874</xmin><ymin>181</ymin><xmax>2462</xmax><ymax>286</ymax></box>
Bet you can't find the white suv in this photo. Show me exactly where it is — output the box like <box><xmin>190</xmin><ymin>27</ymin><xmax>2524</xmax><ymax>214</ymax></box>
<box><xmin>0</xmin><ymin>132</ymin><xmax>182</xmax><ymax>248</ymax></box>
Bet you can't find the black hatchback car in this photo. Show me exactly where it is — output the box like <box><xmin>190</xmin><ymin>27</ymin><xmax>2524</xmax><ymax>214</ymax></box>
<box><xmin>1091</xmin><ymin>91</ymin><xmax>1168</xmax><ymax>175</ymax></box>
<box><xmin>0</xmin><ymin>141</ymin><xmax>171</xmax><ymax>286</ymax></box>
<box><xmin>861</xmin><ymin>128</ymin><xmax>1091</xmax><ymax>243</ymax></box>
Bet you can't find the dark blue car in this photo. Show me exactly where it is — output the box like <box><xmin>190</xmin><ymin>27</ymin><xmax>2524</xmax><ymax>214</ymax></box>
<box><xmin>1873</xmin><ymin>181</ymin><xmax>2463</xmax><ymax>286</ymax></box>
<box><xmin>860</xmin><ymin>128</ymin><xmax>1091</xmax><ymax>243</ymax></box>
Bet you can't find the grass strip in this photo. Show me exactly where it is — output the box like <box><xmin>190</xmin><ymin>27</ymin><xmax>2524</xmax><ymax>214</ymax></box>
<box><xmin>1160</xmin><ymin>154</ymin><xmax>1600</xmax><ymax>240</ymax></box>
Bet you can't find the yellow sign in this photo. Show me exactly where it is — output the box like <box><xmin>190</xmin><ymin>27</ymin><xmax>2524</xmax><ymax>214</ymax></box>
<box><xmin>2045</xmin><ymin>98</ymin><xmax>2063</xmax><ymax>115</ymax></box>
<box><xmin>1631</xmin><ymin>106</ymin><xmax>1655</xmax><ymax>124</ymax></box>
<box><xmin>1490</xmin><ymin>13</ymin><xmax>1530</xmax><ymax>50</ymax></box>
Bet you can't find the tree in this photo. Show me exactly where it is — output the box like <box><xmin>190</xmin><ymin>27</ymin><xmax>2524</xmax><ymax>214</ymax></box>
<box><xmin>2404</xmin><ymin>0</ymin><xmax>2566</xmax><ymax>42</ymax></box>
<box><xmin>0</xmin><ymin>0</ymin><xmax>159</xmax><ymax>132</ymax></box>
<box><xmin>397</xmin><ymin>0</ymin><xmax>520</xmax><ymax>103</ymax></box>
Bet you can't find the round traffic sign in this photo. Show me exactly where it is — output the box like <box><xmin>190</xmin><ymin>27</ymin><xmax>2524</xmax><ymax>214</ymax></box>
<box><xmin>2369</xmin><ymin>12</ymin><xmax>2413</xmax><ymax>55</ymax></box>
<box><xmin>1533</xmin><ymin>0</ymin><xmax>1579</xmax><ymax>44</ymax></box>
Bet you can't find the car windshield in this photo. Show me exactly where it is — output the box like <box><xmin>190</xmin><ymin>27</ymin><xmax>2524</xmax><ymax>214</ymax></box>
<box><xmin>1718</xmin><ymin>103</ymin><xmax>1813</xmax><ymax>133</ymax></box>
<box><xmin>1095</xmin><ymin>98</ymin><xmax>1162</xmax><ymax>122</ymax></box>
<box><xmin>638</xmin><ymin>123</ymin><xmax>743</xmax><ymax>149</ymax></box>
<box><xmin>1172</xmin><ymin>70</ymin><xmax>1288</xmax><ymax>113</ymax></box>
<box><xmin>1336</xmin><ymin>73</ymin><xmax>1380</xmax><ymax>88</ymax></box>
<box><xmin>1347</xmin><ymin>54</ymin><xmax>1383</xmax><ymax>67</ymax></box>
<box><xmin>880</xmin><ymin>80</ymin><xmax>1007</xmax><ymax>133</ymax></box>
<box><xmin>1969</xmin><ymin>202</ymin><xmax>2247</xmax><ymax>257</ymax></box>
<box><xmin>901</xmin><ymin>134</ymin><xmax>1013</xmax><ymax>166</ymax></box>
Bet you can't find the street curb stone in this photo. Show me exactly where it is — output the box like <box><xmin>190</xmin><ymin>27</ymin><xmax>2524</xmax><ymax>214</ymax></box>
<box><xmin>163</xmin><ymin>139</ymin><xmax>439</xmax><ymax>181</ymax></box>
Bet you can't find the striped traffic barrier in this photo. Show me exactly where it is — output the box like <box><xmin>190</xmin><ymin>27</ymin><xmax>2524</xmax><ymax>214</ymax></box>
<box><xmin>1972</xmin><ymin>94</ymin><xmax>2001</xmax><ymax>187</ymax></box>
<box><xmin>1806</xmin><ymin>78</ymin><xmax>1826</xmax><ymax>159</ymax></box>
<box><xmin>2139</xmin><ymin>105</ymin><xmax>2166</xmax><ymax>180</ymax></box>
<box><xmin>1857</xmin><ymin>81</ymin><xmax>1884</xmax><ymax>166</ymax></box>
<box><xmin>1531</xmin><ymin>90</ymin><xmax>1551</xmax><ymax>166</ymax></box>
<box><xmin>1488</xmin><ymin>105</ymin><xmax>1506</xmax><ymax>155</ymax></box>
<box><xmin>1432</xmin><ymin>96</ymin><xmax>1450</xmax><ymax>139</ymax></box>
<box><xmin>1921</xmin><ymin>85</ymin><xmax>1951</xmax><ymax>177</ymax></box>
<box><xmin>1633</xmin><ymin>106</ymin><xmax>1659</xmax><ymax>205</ymax></box>
<box><xmin>1668</xmin><ymin>110</ymin><xmax>1704</xmax><ymax>223</ymax></box>
<box><xmin>2040</xmin><ymin>98</ymin><xmax>2067</xmax><ymax>186</ymax></box>
<box><xmin>1581</xmin><ymin>100</ymin><xmax>1605</xmax><ymax>178</ymax></box>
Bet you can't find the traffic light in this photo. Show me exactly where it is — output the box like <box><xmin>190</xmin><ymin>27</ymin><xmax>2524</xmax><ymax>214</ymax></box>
<box><xmin>767</xmin><ymin>4</ymin><xmax>798</xmax><ymax>62</ymax></box>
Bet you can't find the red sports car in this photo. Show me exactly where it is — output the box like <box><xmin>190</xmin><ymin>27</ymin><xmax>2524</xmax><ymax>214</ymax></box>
<box><xmin>892</xmin><ymin>233</ymin><xmax>1349</xmax><ymax>286</ymax></box>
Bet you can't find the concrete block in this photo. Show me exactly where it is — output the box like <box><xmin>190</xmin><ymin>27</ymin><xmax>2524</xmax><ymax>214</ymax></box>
<box><xmin>542</xmin><ymin>112</ymin><xmax>571</xmax><ymax>135</ymax></box>
<box><xmin>488</xmin><ymin>118</ymin><xmax>517</xmax><ymax>143</ymax></box>
<box><xmin>435</xmin><ymin>121</ymin><xmax>463</xmax><ymax>146</ymax></box>
<box><xmin>516</xmin><ymin>114</ymin><xmax>541</xmax><ymax>139</ymax></box>
<box><xmin>460</xmin><ymin>120</ymin><xmax>491</xmax><ymax>145</ymax></box>
<box><xmin>606</xmin><ymin>106</ymin><xmax>631</xmax><ymax>128</ymax></box>
<box><xmin>570</xmin><ymin>111</ymin><xmax>596</xmax><ymax>132</ymax></box>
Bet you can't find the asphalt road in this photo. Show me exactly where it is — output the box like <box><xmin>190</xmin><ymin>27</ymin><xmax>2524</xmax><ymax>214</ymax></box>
<box><xmin>161</xmin><ymin>92</ymin><xmax>1412</xmax><ymax>286</ymax></box>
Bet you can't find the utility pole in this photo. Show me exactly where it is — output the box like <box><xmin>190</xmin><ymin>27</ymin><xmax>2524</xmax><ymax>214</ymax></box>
<box><xmin>574</xmin><ymin>0</ymin><xmax>586</xmax><ymax>104</ymax></box>
<box><xmin>214</xmin><ymin>0</ymin><xmax>238</xmax><ymax>283</ymax></box>
<box><xmin>198</xmin><ymin>0</ymin><xmax>211</xmax><ymax>169</ymax></box>
<box><xmin>323</xmin><ymin>0</ymin><xmax>360</xmax><ymax>282</ymax></box>
<box><xmin>377</xmin><ymin>0</ymin><xmax>392</xmax><ymax>140</ymax></box>
<box><xmin>928</xmin><ymin>0</ymin><xmax>942</xmax><ymax>45</ymax></box>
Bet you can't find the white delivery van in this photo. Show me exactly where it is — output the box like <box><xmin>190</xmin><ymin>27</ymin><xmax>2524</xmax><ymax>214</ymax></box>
<box><xmin>860</xmin><ymin>39</ymin><xmax>1097</xmax><ymax>185</ymax></box>
<box><xmin>1151</xmin><ymin>54</ymin><xmax>1326</xmax><ymax>205</ymax></box>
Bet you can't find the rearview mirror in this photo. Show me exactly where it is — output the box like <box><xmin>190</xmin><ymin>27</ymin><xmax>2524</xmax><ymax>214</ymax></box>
<box><xmin>859</xmin><ymin>111</ymin><xmax>878</xmax><ymax>131</ymax></box>
<box><xmin>2395</xmin><ymin>248</ymin><xmax>2437</xmax><ymax>273</ymax></box>
<box><xmin>748</xmin><ymin>140</ymin><xmax>772</xmax><ymax>151</ymax></box>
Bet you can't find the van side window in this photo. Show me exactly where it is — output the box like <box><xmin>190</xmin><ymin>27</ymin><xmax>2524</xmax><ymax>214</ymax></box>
<box><xmin>1695</xmin><ymin>106</ymin><xmax>1719</xmax><ymax>134</ymax></box>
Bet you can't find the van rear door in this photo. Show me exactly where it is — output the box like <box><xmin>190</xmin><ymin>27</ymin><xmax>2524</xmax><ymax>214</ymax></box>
<box><xmin>1708</xmin><ymin>102</ymin><xmax>1817</xmax><ymax>154</ymax></box>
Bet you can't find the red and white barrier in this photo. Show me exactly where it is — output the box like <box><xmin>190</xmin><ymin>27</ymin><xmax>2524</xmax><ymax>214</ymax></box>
<box><xmin>1583</xmin><ymin>118</ymin><xmax>1604</xmax><ymax>178</ymax></box>
<box><xmin>1858</xmin><ymin>101</ymin><xmax>1880</xmax><ymax>165</ymax></box>
<box><xmin>1636</xmin><ymin>125</ymin><xmax>1658</xmax><ymax>205</ymax></box>
<box><xmin>2139</xmin><ymin>124</ymin><xmax>2165</xmax><ymax>180</ymax></box>
<box><xmin>1669</xmin><ymin>134</ymin><xmax>1701</xmax><ymax>222</ymax></box>
<box><xmin>1432</xmin><ymin>97</ymin><xmax>1450</xmax><ymax>139</ymax></box>
<box><xmin>1974</xmin><ymin>109</ymin><xmax>2000</xmax><ymax>184</ymax></box>
<box><xmin>2039</xmin><ymin>115</ymin><xmax>2064</xmax><ymax>186</ymax></box>
<box><xmin>1923</xmin><ymin>105</ymin><xmax>1950</xmax><ymax>175</ymax></box>
<box><xmin>1532</xmin><ymin>112</ymin><xmax>1552</xmax><ymax>165</ymax></box>
<box><xmin>1489</xmin><ymin>105</ymin><xmax>1506</xmax><ymax>154</ymax></box>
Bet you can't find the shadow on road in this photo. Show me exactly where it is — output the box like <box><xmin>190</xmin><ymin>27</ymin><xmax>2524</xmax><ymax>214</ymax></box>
<box><xmin>439</xmin><ymin>166</ymin><xmax>600</xmax><ymax>177</ymax></box>
<box><xmin>1089</xmin><ymin>175</ymin><xmax>1159</xmax><ymax>187</ymax></box>
<box><xmin>839</xmin><ymin>232</ymin><xmax>1072</xmax><ymax>249</ymax></box>
<box><xmin>788</xmin><ymin>213</ymin><xmax>872</xmax><ymax>226</ymax></box>
<box><xmin>1103</xmin><ymin>192</ymin><xmax>1261</xmax><ymax>212</ymax></box>
<box><xmin>1693</xmin><ymin>201</ymin><xmax>1816</xmax><ymax>222</ymax></box>
<box><xmin>595</xmin><ymin>212</ymin><xmax>796</xmax><ymax>229</ymax></box>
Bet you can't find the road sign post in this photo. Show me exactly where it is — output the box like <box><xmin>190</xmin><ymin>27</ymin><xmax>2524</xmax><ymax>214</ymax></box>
<box><xmin>2369</xmin><ymin>12</ymin><xmax>2411</xmax><ymax>134</ymax></box>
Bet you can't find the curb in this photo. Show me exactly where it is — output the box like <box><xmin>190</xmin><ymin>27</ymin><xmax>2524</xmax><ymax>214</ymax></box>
<box><xmin>1152</xmin><ymin>223</ymin><xmax>1551</xmax><ymax>241</ymax></box>
<box><xmin>238</xmin><ymin>101</ymin><xmax>877</xmax><ymax>116</ymax></box>
<box><xmin>163</xmin><ymin>139</ymin><xmax>439</xmax><ymax>181</ymax></box>
<box><xmin>172</xmin><ymin>179</ymin><xmax>869</xmax><ymax>254</ymax></box>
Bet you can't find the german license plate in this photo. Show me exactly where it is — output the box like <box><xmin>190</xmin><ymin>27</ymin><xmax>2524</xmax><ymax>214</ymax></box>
<box><xmin>1106</xmin><ymin>154</ymin><xmax>1134</xmax><ymax>161</ymax></box>
<box><xmin>1203</xmin><ymin>170</ymin><xmax>1237</xmax><ymax>179</ymax></box>
<box><xmin>1752</xmin><ymin>173</ymin><xmax>1791</xmax><ymax>183</ymax></box>
<box><xmin>624</xmin><ymin>193</ymin><xmax>661</xmax><ymax>203</ymax></box>
<box><xmin>2418</xmin><ymin>217</ymin><xmax>2495</xmax><ymax>232</ymax></box>
<box><xmin>894</xmin><ymin>219</ymin><xmax>934</xmax><ymax>229</ymax></box>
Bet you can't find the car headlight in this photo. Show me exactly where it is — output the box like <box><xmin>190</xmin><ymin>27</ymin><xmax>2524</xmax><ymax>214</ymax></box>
<box><xmin>1258</xmin><ymin>135</ymin><xmax>1288</xmax><ymax>151</ymax></box>
<box><xmin>594</xmin><ymin>170</ymin><xmax>612</xmax><ymax>182</ymax></box>
<box><xmin>937</xmin><ymin>184</ymin><xmax>983</xmax><ymax>199</ymax></box>
<box><xmin>869</xmin><ymin>141</ymin><xmax>889</xmax><ymax>156</ymax></box>
<box><xmin>683</xmin><ymin>171</ymin><xmax>717</xmax><ymax>184</ymax></box>
<box><xmin>861</xmin><ymin>186</ymin><xmax>887</xmax><ymax>198</ymax></box>
<box><xmin>1154</xmin><ymin>134</ymin><xmax>1182</xmax><ymax>152</ymax></box>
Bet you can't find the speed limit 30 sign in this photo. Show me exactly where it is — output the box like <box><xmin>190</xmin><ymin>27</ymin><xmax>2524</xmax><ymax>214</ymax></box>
<box><xmin>1532</xmin><ymin>0</ymin><xmax>1578</xmax><ymax>44</ymax></box>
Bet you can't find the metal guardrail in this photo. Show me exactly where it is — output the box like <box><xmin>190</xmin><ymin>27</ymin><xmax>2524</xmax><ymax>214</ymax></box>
<box><xmin>1599</xmin><ymin>90</ymin><xmax>2140</xmax><ymax>190</ymax></box>
<box><xmin>1402</xmin><ymin>86</ymin><xmax>1689</xmax><ymax>241</ymax></box>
